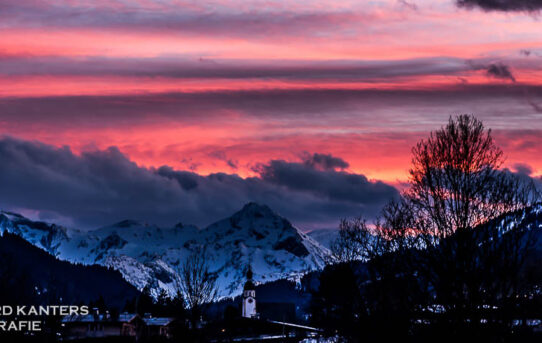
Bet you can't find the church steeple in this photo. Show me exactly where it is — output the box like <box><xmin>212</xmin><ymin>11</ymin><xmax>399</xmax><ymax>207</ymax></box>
<box><xmin>244</xmin><ymin>267</ymin><xmax>255</xmax><ymax>291</ymax></box>
<box><xmin>242</xmin><ymin>266</ymin><xmax>257</xmax><ymax>318</ymax></box>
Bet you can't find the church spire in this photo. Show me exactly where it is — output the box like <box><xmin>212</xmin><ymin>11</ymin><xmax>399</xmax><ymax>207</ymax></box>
<box><xmin>246</xmin><ymin>266</ymin><xmax>253</xmax><ymax>281</ymax></box>
<box><xmin>243</xmin><ymin>266</ymin><xmax>255</xmax><ymax>291</ymax></box>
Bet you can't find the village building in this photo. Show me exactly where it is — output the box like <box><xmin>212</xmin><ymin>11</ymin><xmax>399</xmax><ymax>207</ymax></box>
<box><xmin>143</xmin><ymin>316</ymin><xmax>176</xmax><ymax>338</ymax></box>
<box><xmin>61</xmin><ymin>310</ymin><xmax>175</xmax><ymax>340</ymax></box>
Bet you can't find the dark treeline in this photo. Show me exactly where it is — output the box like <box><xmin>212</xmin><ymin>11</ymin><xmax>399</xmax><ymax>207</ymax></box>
<box><xmin>311</xmin><ymin>115</ymin><xmax>542</xmax><ymax>342</ymax></box>
<box><xmin>0</xmin><ymin>235</ymin><xmax>202</xmax><ymax>343</ymax></box>
<box><xmin>0</xmin><ymin>232</ymin><xmax>140</xmax><ymax>342</ymax></box>
<box><xmin>0</xmin><ymin>232</ymin><xmax>140</xmax><ymax>308</ymax></box>
<box><xmin>0</xmin><ymin>234</ymin><xmax>219</xmax><ymax>342</ymax></box>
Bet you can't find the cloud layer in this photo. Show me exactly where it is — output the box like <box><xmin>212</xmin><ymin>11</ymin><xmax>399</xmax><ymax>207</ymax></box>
<box><xmin>0</xmin><ymin>137</ymin><xmax>398</xmax><ymax>229</ymax></box>
<box><xmin>485</xmin><ymin>63</ymin><xmax>516</xmax><ymax>82</ymax></box>
<box><xmin>0</xmin><ymin>0</ymin><xmax>541</xmax><ymax>216</ymax></box>
<box><xmin>457</xmin><ymin>0</ymin><xmax>542</xmax><ymax>12</ymax></box>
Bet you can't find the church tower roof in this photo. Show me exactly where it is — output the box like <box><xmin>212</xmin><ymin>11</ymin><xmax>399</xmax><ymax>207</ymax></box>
<box><xmin>243</xmin><ymin>267</ymin><xmax>256</xmax><ymax>291</ymax></box>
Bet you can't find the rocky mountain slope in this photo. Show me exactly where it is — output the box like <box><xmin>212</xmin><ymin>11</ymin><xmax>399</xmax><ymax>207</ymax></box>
<box><xmin>307</xmin><ymin>228</ymin><xmax>339</xmax><ymax>249</ymax></box>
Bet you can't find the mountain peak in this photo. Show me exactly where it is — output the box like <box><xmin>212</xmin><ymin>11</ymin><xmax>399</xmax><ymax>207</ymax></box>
<box><xmin>235</xmin><ymin>202</ymin><xmax>277</xmax><ymax>219</ymax></box>
<box><xmin>209</xmin><ymin>202</ymin><xmax>314</xmax><ymax>258</ymax></box>
<box><xmin>228</xmin><ymin>202</ymin><xmax>291</xmax><ymax>233</ymax></box>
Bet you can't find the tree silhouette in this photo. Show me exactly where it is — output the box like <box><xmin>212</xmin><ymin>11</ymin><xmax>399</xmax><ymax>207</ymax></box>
<box><xmin>327</xmin><ymin>115</ymin><xmax>541</xmax><ymax>339</ymax></box>
<box><xmin>177</xmin><ymin>251</ymin><xmax>218</xmax><ymax>328</ymax></box>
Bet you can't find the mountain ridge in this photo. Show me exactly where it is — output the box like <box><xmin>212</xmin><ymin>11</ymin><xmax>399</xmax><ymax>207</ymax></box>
<box><xmin>0</xmin><ymin>202</ymin><xmax>331</xmax><ymax>298</ymax></box>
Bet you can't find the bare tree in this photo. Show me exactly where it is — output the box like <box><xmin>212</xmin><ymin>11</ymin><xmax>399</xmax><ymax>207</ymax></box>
<box><xmin>331</xmin><ymin>218</ymin><xmax>374</xmax><ymax>263</ymax></box>
<box><xmin>331</xmin><ymin>198</ymin><xmax>423</xmax><ymax>264</ymax></box>
<box><xmin>406</xmin><ymin>114</ymin><xmax>537</xmax><ymax>238</ymax></box>
<box><xmin>178</xmin><ymin>251</ymin><xmax>218</xmax><ymax>327</ymax></box>
<box><xmin>328</xmin><ymin>115</ymin><xmax>541</xmax><ymax>337</ymax></box>
<box><xmin>392</xmin><ymin>115</ymin><xmax>539</xmax><ymax>332</ymax></box>
<box><xmin>324</xmin><ymin>200</ymin><xmax>426</xmax><ymax>340</ymax></box>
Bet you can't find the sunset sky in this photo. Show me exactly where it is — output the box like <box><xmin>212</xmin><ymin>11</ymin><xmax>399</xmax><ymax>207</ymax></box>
<box><xmin>1</xmin><ymin>0</ymin><xmax>541</xmax><ymax>229</ymax></box>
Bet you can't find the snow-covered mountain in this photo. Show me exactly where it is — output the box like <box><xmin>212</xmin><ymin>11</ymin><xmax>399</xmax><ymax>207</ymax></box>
<box><xmin>0</xmin><ymin>211</ymin><xmax>69</xmax><ymax>255</ymax></box>
<box><xmin>307</xmin><ymin>228</ymin><xmax>339</xmax><ymax>249</ymax></box>
<box><xmin>0</xmin><ymin>203</ymin><xmax>330</xmax><ymax>298</ymax></box>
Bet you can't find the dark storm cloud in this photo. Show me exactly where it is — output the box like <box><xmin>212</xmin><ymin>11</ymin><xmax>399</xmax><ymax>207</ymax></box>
<box><xmin>256</xmin><ymin>159</ymin><xmax>398</xmax><ymax>204</ymax></box>
<box><xmin>467</xmin><ymin>60</ymin><xmax>517</xmax><ymax>82</ymax></box>
<box><xmin>486</xmin><ymin>63</ymin><xmax>516</xmax><ymax>82</ymax></box>
<box><xmin>302</xmin><ymin>153</ymin><xmax>349</xmax><ymax>171</ymax></box>
<box><xmin>0</xmin><ymin>137</ymin><xmax>397</xmax><ymax>229</ymax></box>
<box><xmin>457</xmin><ymin>0</ymin><xmax>542</xmax><ymax>12</ymax></box>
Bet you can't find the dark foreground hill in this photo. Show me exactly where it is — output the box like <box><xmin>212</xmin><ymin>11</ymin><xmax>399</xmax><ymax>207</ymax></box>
<box><xmin>0</xmin><ymin>232</ymin><xmax>139</xmax><ymax>309</ymax></box>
